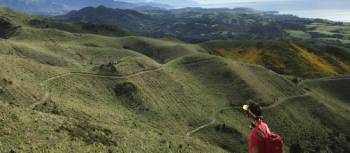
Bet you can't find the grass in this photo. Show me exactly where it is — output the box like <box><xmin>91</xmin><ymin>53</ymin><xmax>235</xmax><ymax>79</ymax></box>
<box><xmin>286</xmin><ymin>30</ymin><xmax>311</xmax><ymax>39</ymax></box>
<box><xmin>306</xmin><ymin>23</ymin><xmax>350</xmax><ymax>45</ymax></box>
<box><xmin>0</xmin><ymin>7</ymin><xmax>349</xmax><ymax>153</ymax></box>
<box><xmin>216</xmin><ymin>47</ymin><xmax>262</xmax><ymax>64</ymax></box>
<box><xmin>28</xmin><ymin>18</ymin><xmax>132</xmax><ymax>37</ymax></box>
<box><xmin>202</xmin><ymin>40</ymin><xmax>350</xmax><ymax>78</ymax></box>
<box><xmin>291</xmin><ymin>43</ymin><xmax>338</xmax><ymax>75</ymax></box>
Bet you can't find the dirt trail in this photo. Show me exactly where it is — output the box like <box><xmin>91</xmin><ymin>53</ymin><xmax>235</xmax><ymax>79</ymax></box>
<box><xmin>36</xmin><ymin>57</ymin><xmax>217</xmax><ymax>109</ymax></box>
<box><xmin>36</xmin><ymin>56</ymin><xmax>305</xmax><ymax>137</ymax></box>
<box><xmin>34</xmin><ymin>67</ymin><xmax>162</xmax><ymax>108</ymax></box>
<box><xmin>186</xmin><ymin>107</ymin><xmax>235</xmax><ymax>136</ymax></box>
<box><xmin>41</xmin><ymin>67</ymin><xmax>162</xmax><ymax>84</ymax></box>
<box><xmin>186</xmin><ymin>93</ymin><xmax>309</xmax><ymax>137</ymax></box>
<box><xmin>186</xmin><ymin>76</ymin><xmax>326</xmax><ymax>137</ymax></box>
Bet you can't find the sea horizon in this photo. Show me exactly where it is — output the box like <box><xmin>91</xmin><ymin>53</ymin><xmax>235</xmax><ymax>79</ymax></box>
<box><xmin>200</xmin><ymin>1</ymin><xmax>350</xmax><ymax>23</ymax></box>
<box><xmin>281</xmin><ymin>9</ymin><xmax>350</xmax><ymax>23</ymax></box>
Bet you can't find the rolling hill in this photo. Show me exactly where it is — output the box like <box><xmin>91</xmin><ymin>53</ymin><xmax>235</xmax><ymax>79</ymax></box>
<box><xmin>202</xmin><ymin>40</ymin><xmax>350</xmax><ymax>78</ymax></box>
<box><xmin>0</xmin><ymin>7</ymin><xmax>349</xmax><ymax>153</ymax></box>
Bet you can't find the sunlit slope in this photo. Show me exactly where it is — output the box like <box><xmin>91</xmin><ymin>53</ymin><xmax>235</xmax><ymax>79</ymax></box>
<box><xmin>202</xmin><ymin>40</ymin><xmax>350</xmax><ymax>78</ymax></box>
<box><xmin>0</xmin><ymin>29</ymin><xmax>297</xmax><ymax>152</ymax></box>
<box><xmin>193</xmin><ymin>76</ymin><xmax>350</xmax><ymax>153</ymax></box>
<box><xmin>0</xmin><ymin>51</ymin><xmax>302</xmax><ymax>152</ymax></box>
<box><xmin>0</xmin><ymin>7</ymin><xmax>349</xmax><ymax>153</ymax></box>
<box><xmin>165</xmin><ymin>54</ymin><xmax>299</xmax><ymax>106</ymax></box>
<box><xmin>0</xmin><ymin>55</ymin><xmax>227</xmax><ymax>152</ymax></box>
<box><xmin>0</xmin><ymin>28</ymin><xmax>225</xmax><ymax>153</ymax></box>
<box><xmin>302</xmin><ymin>76</ymin><xmax>350</xmax><ymax>104</ymax></box>
<box><xmin>1</xmin><ymin>7</ymin><xmax>226</xmax><ymax>152</ymax></box>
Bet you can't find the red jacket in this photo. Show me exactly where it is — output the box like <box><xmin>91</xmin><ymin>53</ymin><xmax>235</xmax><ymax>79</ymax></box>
<box><xmin>248</xmin><ymin>120</ymin><xmax>271</xmax><ymax>153</ymax></box>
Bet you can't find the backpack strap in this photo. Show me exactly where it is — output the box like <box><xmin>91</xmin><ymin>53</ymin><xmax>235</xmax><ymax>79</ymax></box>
<box><xmin>256</xmin><ymin>128</ymin><xmax>266</xmax><ymax>139</ymax></box>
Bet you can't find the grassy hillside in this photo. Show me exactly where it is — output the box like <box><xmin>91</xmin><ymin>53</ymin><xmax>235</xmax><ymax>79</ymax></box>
<box><xmin>0</xmin><ymin>7</ymin><xmax>349</xmax><ymax>153</ymax></box>
<box><xmin>202</xmin><ymin>40</ymin><xmax>350</xmax><ymax>78</ymax></box>
<box><xmin>306</xmin><ymin>23</ymin><xmax>350</xmax><ymax>44</ymax></box>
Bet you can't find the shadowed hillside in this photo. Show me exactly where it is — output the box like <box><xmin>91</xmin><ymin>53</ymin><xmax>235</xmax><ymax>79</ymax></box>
<box><xmin>0</xmin><ymin>7</ymin><xmax>349</xmax><ymax>153</ymax></box>
<box><xmin>57</xmin><ymin>5</ymin><xmax>350</xmax><ymax>44</ymax></box>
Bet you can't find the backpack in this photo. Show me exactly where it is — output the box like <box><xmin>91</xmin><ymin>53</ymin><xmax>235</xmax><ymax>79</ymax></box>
<box><xmin>257</xmin><ymin>129</ymin><xmax>284</xmax><ymax>153</ymax></box>
<box><xmin>265</xmin><ymin>132</ymin><xmax>284</xmax><ymax>153</ymax></box>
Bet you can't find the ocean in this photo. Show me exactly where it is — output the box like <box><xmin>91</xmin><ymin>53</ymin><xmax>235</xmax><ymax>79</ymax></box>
<box><xmin>281</xmin><ymin>9</ymin><xmax>350</xmax><ymax>22</ymax></box>
<box><xmin>201</xmin><ymin>1</ymin><xmax>350</xmax><ymax>23</ymax></box>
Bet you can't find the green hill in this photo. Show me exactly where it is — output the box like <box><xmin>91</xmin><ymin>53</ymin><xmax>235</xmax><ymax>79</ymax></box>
<box><xmin>0</xmin><ymin>7</ymin><xmax>349</xmax><ymax>153</ymax></box>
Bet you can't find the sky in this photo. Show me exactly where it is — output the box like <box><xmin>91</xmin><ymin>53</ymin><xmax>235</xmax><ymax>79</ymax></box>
<box><xmin>192</xmin><ymin>0</ymin><xmax>350</xmax><ymax>22</ymax></box>
<box><xmin>195</xmin><ymin>0</ymin><xmax>295</xmax><ymax>5</ymax></box>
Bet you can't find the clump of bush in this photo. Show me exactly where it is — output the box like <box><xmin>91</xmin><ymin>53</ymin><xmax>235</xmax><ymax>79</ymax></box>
<box><xmin>33</xmin><ymin>100</ymin><xmax>61</xmax><ymax>115</ymax></box>
<box><xmin>114</xmin><ymin>82</ymin><xmax>137</xmax><ymax>97</ymax></box>
<box><xmin>114</xmin><ymin>82</ymin><xmax>148</xmax><ymax>111</ymax></box>
<box><xmin>0</xmin><ymin>18</ymin><xmax>19</xmax><ymax>39</ymax></box>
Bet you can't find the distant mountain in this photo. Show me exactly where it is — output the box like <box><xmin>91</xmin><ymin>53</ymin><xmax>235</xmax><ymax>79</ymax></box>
<box><xmin>0</xmin><ymin>0</ymin><xmax>171</xmax><ymax>15</ymax></box>
<box><xmin>58</xmin><ymin>6</ymin><xmax>350</xmax><ymax>43</ymax></box>
<box><xmin>57</xmin><ymin>5</ymin><xmax>154</xmax><ymax>33</ymax></box>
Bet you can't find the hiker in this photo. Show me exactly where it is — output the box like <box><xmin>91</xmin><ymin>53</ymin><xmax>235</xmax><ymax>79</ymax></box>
<box><xmin>243</xmin><ymin>99</ymin><xmax>284</xmax><ymax>153</ymax></box>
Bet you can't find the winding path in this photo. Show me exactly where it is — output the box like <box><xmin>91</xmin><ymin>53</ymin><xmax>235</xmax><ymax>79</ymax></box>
<box><xmin>186</xmin><ymin>107</ymin><xmax>237</xmax><ymax>136</ymax></box>
<box><xmin>41</xmin><ymin>67</ymin><xmax>163</xmax><ymax>84</ymax></box>
<box><xmin>185</xmin><ymin>93</ymin><xmax>308</xmax><ymax>137</ymax></box>
<box><xmin>35</xmin><ymin>57</ymin><xmax>217</xmax><ymax>109</ymax></box>
<box><xmin>35</xmin><ymin>56</ymin><xmax>310</xmax><ymax>138</ymax></box>
<box><xmin>33</xmin><ymin>67</ymin><xmax>163</xmax><ymax>109</ymax></box>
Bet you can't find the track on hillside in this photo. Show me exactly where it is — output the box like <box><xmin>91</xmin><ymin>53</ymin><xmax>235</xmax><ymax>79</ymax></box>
<box><xmin>35</xmin><ymin>57</ymin><xmax>314</xmax><ymax>138</ymax></box>
<box><xmin>33</xmin><ymin>67</ymin><xmax>163</xmax><ymax>109</ymax></box>
<box><xmin>185</xmin><ymin>92</ymin><xmax>309</xmax><ymax>137</ymax></box>
<box><xmin>186</xmin><ymin>107</ymin><xmax>236</xmax><ymax>137</ymax></box>
<box><xmin>35</xmin><ymin>57</ymin><xmax>217</xmax><ymax>109</ymax></box>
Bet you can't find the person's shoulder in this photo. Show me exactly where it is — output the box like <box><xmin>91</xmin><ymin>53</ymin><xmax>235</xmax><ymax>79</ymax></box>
<box><xmin>249</xmin><ymin>127</ymin><xmax>259</xmax><ymax>138</ymax></box>
<box><xmin>260</xmin><ymin>120</ymin><xmax>269</xmax><ymax>128</ymax></box>
<box><xmin>259</xmin><ymin>120</ymin><xmax>271</xmax><ymax>134</ymax></box>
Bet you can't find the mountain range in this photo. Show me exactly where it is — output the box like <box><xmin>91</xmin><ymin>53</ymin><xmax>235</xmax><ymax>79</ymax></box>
<box><xmin>0</xmin><ymin>0</ymin><xmax>171</xmax><ymax>15</ymax></box>
<box><xmin>57</xmin><ymin>5</ymin><xmax>350</xmax><ymax>44</ymax></box>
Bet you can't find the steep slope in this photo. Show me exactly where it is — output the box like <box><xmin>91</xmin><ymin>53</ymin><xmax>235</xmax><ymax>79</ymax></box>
<box><xmin>192</xmin><ymin>76</ymin><xmax>350</xmax><ymax>153</ymax></box>
<box><xmin>0</xmin><ymin>6</ymin><xmax>131</xmax><ymax>39</ymax></box>
<box><xmin>202</xmin><ymin>40</ymin><xmax>350</xmax><ymax>78</ymax></box>
<box><xmin>0</xmin><ymin>17</ymin><xmax>20</xmax><ymax>38</ymax></box>
<box><xmin>0</xmin><ymin>7</ymin><xmax>349</xmax><ymax>153</ymax></box>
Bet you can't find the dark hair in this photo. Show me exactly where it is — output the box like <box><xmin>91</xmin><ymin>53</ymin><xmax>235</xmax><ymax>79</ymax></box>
<box><xmin>247</xmin><ymin>99</ymin><xmax>263</xmax><ymax>119</ymax></box>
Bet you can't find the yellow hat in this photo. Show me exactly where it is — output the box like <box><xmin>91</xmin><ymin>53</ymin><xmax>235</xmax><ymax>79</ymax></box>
<box><xmin>242</xmin><ymin>104</ymin><xmax>249</xmax><ymax>111</ymax></box>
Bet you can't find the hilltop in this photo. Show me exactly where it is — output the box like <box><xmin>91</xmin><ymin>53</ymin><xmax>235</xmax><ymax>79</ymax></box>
<box><xmin>0</xmin><ymin>7</ymin><xmax>349</xmax><ymax>153</ymax></box>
